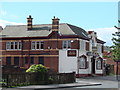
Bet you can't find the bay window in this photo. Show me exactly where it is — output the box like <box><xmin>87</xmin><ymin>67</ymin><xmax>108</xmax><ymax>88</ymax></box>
<box><xmin>79</xmin><ymin>55</ymin><xmax>87</xmax><ymax>69</ymax></box>
<box><xmin>96</xmin><ymin>58</ymin><xmax>102</xmax><ymax>69</ymax></box>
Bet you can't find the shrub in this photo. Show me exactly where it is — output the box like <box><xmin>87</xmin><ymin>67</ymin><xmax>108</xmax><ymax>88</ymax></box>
<box><xmin>26</xmin><ymin>64</ymin><xmax>48</xmax><ymax>73</ymax></box>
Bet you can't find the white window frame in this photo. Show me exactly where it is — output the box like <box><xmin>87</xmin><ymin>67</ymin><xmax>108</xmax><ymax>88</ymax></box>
<box><xmin>6</xmin><ymin>42</ymin><xmax>11</xmax><ymax>50</ymax></box>
<box><xmin>6</xmin><ymin>41</ymin><xmax>22</xmax><ymax>50</ymax></box>
<box><xmin>62</xmin><ymin>40</ymin><xmax>71</xmax><ymax>49</ymax></box>
<box><xmin>31</xmin><ymin>41</ymin><xmax>36</xmax><ymax>50</ymax></box>
<box><xmin>79</xmin><ymin>56</ymin><xmax>87</xmax><ymax>69</ymax></box>
<box><xmin>40</xmin><ymin>41</ymin><xmax>44</xmax><ymax>50</ymax></box>
<box><xmin>31</xmin><ymin>41</ymin><xmax>44</xmax><ymax>50</ymax></box>
<box><xmin>96</xmin><ymin>59</ymin><xmax>102</xmax><ymax>70</ymax></box>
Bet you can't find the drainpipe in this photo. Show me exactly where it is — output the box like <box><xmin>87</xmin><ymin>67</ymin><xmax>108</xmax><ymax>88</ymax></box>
<box><xmin>28</xmin><ymin>37</ymin><xmax>30</xmax><ymax>68</ymax></box>
<box><xmin>77</xmin><ymin>39</ymin><xmax>80</xmax><ymax>77</ymax></box>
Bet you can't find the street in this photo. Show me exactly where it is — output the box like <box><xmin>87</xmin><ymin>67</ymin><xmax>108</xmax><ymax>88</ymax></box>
<box><xmin>48</xmin><ymin>76</ymin><xmax>120</xmax><ymax>90</ymax></box>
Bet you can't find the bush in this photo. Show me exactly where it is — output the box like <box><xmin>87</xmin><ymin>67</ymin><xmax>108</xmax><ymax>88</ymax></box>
<box><xmin>26</xmin><ymin>64</ymin><xmax>48</xmax><ymax>73</ymax></box>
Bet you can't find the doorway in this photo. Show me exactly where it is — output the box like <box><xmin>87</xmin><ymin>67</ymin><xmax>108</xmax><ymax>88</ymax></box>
<box><xmin>91</xmin><ymin>57</ymin><xmax>95</xmax><ymax>74</ymax></box>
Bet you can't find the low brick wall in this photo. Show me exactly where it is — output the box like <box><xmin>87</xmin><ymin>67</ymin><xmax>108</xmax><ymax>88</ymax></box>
<box><xmin>2</xmin><ymin>72</ymin><xmax>75</xmax><ymax>87</ymax></box>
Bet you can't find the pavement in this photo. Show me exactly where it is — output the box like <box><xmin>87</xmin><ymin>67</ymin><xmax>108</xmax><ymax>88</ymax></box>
<box><xmin>14</xmin><ymin>81</ymin><xmax>101</xmax><ymax>89</ymax></box>
<box><xmin>2</xmin><ymin>75</ymin><xmax>120</xmax><ymax>90</ymax></box>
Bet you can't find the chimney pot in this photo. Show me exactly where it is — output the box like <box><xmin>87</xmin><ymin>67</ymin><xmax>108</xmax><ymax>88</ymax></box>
<box><xmin>52</xmin><ymin>16</ymin><xmax>60</xmax><ymax>32</ymax></box>
<box><xmin>27</xmin><ymin>15</ymin><xmax>33</xmax><ymax>30</ymax></box>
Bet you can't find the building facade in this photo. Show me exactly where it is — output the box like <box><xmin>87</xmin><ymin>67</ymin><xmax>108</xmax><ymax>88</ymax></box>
<box><xmin>0</xmin><ymin>15</ymin><xmax>105</xmax><ymax>77</ymax></box>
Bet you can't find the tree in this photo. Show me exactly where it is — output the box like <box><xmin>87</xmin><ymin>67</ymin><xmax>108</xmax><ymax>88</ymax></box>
<box><xmin>111</xmin><ymin>21</ymin><xmax>120</xmax><ymax>61</ymax></box>
<box><xmin>26</xmin><ymin>64</ymin><xmax>48</xmax><ymax>73</ymax></box>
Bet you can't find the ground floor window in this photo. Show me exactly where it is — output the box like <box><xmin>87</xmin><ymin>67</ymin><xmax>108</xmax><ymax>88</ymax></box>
<box><xmin>6</xmin><ymin>57</ymin><xmax>11</xmax><ymax>65</ymax></box>
<box><xmin>38</xmin><ymin>57</ymin><xmax>44</xmax><ymax>65</ymax></box>
<box><xmin>30</xmin><ymin>57</ymin><xmax>34</xmax><ymax>64</ymax></box>
<box><xmin>79</xmin><ymin>55</ymin><xmax>87</xmax><ymax>69</ymax></box>
<box><xmin>25</xmin><ymin>57</ymin><xmax>28</xmax><ymax>64</ymax></box>
<box><xmin>96</xmin><ymin>57</ymin><xmax>103</xmax><ymax>70</ymax></box>
<box><xmin>14</xmin><ymin>57</ymin><xmax>19</xmax><ymax>66</ymax></box>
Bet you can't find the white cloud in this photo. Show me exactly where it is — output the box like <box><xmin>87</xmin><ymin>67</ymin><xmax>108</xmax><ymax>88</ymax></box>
<box><xmin>0</xmin><ymin>19</ymin><xmax>25</xmax><ymax>28</ymax></box>
<box><xmin>87</xmin><ymin>27</ymin><xmax>118</xmax><ymax>46</ymax></box>
<box><xmin>0</xmin><ymin>10</ymin><xmax>7</xmax><ymax>16</ymax></box>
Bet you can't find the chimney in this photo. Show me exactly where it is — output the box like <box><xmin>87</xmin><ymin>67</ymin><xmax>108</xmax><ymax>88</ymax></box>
<box><xmin>27</xmin><ymin>15</ymin><xmax>33</xmax><ymax>30</ymax></box>
<box><xmin>0</xmin><ymin>26</ymin><xmax>3</xmax><ymax>31</ymax></box>
<box><xmin>52</xmin><ymin>16</ymin><xmax>60</xmax><ymax>32</ymax></box>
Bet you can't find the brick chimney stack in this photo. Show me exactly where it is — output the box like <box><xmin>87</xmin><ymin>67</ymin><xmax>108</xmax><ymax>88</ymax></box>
<box><xmin>27</xmin><ymin>15</ymin><xmax>33</xmax><ymax>30</ymax></box>
<box><xmin>52</xmin><ymin>16</ymin><xmax>60</xmax><ymax>32</ymax></box>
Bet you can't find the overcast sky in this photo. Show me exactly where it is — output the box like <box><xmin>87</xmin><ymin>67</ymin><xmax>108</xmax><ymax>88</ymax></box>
<box><xmin>0</xmin><ymin>1</ymin><xmax>119</xmax><ymax>46</ymax></box>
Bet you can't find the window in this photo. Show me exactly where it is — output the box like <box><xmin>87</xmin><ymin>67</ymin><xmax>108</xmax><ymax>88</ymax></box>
<box><xmin>41</xmin><ymin>41</ymin><xmax>44</xmax><ymax>49</ymax></box>
<box><xmin>6</xmin><ymin>57</ymin><xmax>11</xmax><ymax>65</ymax></box>
<box><xmin>6</xmin><ymin>42</ymin><xmax>10</xmax><ymax>50</ymax></box>
<box><xmin>96</xmin><ymin>58</ymin><xmax>102</xmax><ymax>69</ymax></box>
<box><xmin>38</xmin><ymin>57</ymin><xmax>44</xmax><ymax>65</ymax></box>
<box><xmin>63</xmin><ymin>41</ymin><xmax>67</xmax><ymax>49</ymax></box>
<box><xmin>63</xmin><ymin>40</ymin><xmax>71</xmax><ymax>49</ymax></box>
<box><xmin>11</xmin><ymin>42</ymin><xmax>14</xmax><ymax>49</ymax></box>
<box><xmin>80</xmin><ymin>40</ymin><xmax>86</xmax><ymax>50</ymax></box>
<box><xmin>68</xmin><ymin>40</ymin><xmax>71</xmax><ymax>48</ymax></box>
<box><xmin>14</xmin><ymin>57</ymin><xmax>19</xmax><ymax>66</ymax></box>
<box><xmin>30</xmin><ymin>57</ymin><xmax>34</xmax><ymax>64</ymax></box>
<box><xmin>79</xmin><ymin>55</ymin><xmax>87</xmax><ymax>69</ymax></box>
<box><xmin>31</xmin><ymin>41</ymin><xmax>35</xmax><ymax>50</ymax></box>
<box><xmin>15</xmin><ymin>42</ymin><xmax>18</xmax><ymax>49</ymax></box>
<box><xmin>18</xmin><ymin>42</ymin><xmax>22</xmax><ymax>50</ymax></box>
<box><xmin>25</xmin><ymin>57</ymin><xmax>28</xmax><ymax>64</ymax></box>
<box><xmin>31</xmin><ymin>41</ymin><xmax>44</xmax><ymax>50</ymax></box>
<box><xmin>6</xmin><ymin>41</ymin><xmax>22</xmax><ymax>50</ymax></box>
<box><xmin>36</xmin><ymin>41</ymin><xmax>40</xmax><ymax>50</ymax></box>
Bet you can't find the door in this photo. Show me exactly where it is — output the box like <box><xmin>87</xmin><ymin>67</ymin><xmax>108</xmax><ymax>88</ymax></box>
<box><xmin>91</xmin><ymin>57</ymin><xmax>95</xmax><ymax>74</ymax></box>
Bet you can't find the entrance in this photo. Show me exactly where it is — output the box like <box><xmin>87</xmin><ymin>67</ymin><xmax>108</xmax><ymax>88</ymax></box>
<box><xmin>91</xmin><ymin>57</ymin><xmax>95</xmax><ymax>74</ymax></box>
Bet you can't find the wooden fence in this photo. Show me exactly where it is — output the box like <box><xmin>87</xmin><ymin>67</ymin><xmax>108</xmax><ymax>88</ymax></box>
<box><xmin>2</xmin><ymin>72</ymin><xmax>75</xmax><ymax>87</ymax></box>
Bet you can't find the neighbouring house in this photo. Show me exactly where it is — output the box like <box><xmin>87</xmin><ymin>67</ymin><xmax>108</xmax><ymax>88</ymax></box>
<box><xmin>0</xmin><ymin>15</ymin><xmax>105</xmax><ymax>77</ymax></box>
<box><xmin>103</xmin><ymin>46</ymin><xmax>120</xmax><ymax>75</ymax></box>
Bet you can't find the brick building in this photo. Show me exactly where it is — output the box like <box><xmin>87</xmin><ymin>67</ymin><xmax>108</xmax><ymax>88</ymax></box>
<box><xmin>0</xmin><ymin>15</ymin><xmax>105</xmax><ymax>77</ymax></box>
<box><xmin>104</xmin><ymin>46</ymin><xmax>120</xmax><ymax>75</ymax></box>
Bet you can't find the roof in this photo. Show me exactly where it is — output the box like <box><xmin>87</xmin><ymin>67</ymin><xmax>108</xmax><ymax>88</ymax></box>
<box><xmin>0</xmin><ymin>23</ymin><xmax>89</xmax><ymax>40</ymax></box>
<box><xmin>104</xmin><ymin>46</ymin><xmax>111</xmax><ymax>52</ymax></box>
<box><xmin>96</xmin><ymin>38</ymin><xmax>106</xmax><ymax>44</ymax></box>
<box><xmin>0</xmin><ymin>23</ymin><xmax>105</xmax><ymax>44</ymax></box>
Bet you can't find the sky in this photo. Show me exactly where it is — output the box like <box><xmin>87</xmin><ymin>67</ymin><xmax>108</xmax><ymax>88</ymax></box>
<box><xmin>0</xmin><ymin>1</ymin><xmax>119</xmax><ymax>46</ymax></box>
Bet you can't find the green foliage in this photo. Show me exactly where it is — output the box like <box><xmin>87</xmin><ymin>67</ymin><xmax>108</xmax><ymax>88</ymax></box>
<box><xmin>111</xmin><ymin>27</ymin><xmax>120</xmax><ymax>61</ymax></box>
<box><xmin>26</xmin><ymin>64</ymin><xmax>48</xmax><ymax>73</ymax></box>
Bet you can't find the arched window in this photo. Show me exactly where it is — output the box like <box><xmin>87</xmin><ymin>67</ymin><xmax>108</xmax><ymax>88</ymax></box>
<box><xmin>79</xmin><ymin>55</ymin><xmax>87</xmax><ymax>69</ymax></box>
<box><xmin>96</xmin><ymin>57</ymin><xmax>103</xmax><ymax>70</ymax></box>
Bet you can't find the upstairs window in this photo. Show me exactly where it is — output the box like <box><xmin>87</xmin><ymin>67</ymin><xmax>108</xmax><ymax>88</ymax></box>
<box><xmin>6</xmin><ymin>41</ymin><xmax>22</xmax><ymax>50</ymax></box>
<box><xmin>6</xmin><ymin>42</ymin><xmax>10</xmax><ymax>50</ymax></box>
<box><xmin>80</xmin><ymin>40</ymin><xmax>86</xmax><ymax>50</ymax></box>
<box><xmin>31</xmin><ymin>41</ymin><xmax>44</xmax><ymax>50</ymax></box>
<box><xmin>63</xmin><ymin>40</ymin><xmax>71</xmax><ymax>49</ymax></box>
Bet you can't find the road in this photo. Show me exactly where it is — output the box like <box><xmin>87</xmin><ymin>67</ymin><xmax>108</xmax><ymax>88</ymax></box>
<box><xmin>48</xmin><ymin>76</ymin><xmax>120</xmax><ymax>90</ymax></box>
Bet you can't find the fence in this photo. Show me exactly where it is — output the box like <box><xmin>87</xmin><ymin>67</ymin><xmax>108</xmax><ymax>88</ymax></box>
<box><xmin>2</xmin><ymin>72</ymin><xmax>75</xmax><ymax>87</ymax></box>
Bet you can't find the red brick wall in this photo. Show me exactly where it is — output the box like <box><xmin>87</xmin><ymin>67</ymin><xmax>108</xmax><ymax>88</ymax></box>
<box><xmin>104</xmin><ymin>51</ymin><xmax>120</xmax><ymax>75</ymax></box>
<box><xmin>44</xmin><ymin>57</ymin><xmax>58</xmax><ymax>72</ymax></box>
<box><xmin>71</xmin><ymin>40</ymin><xmax>79</xmax><ymax>49</ymax></box>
